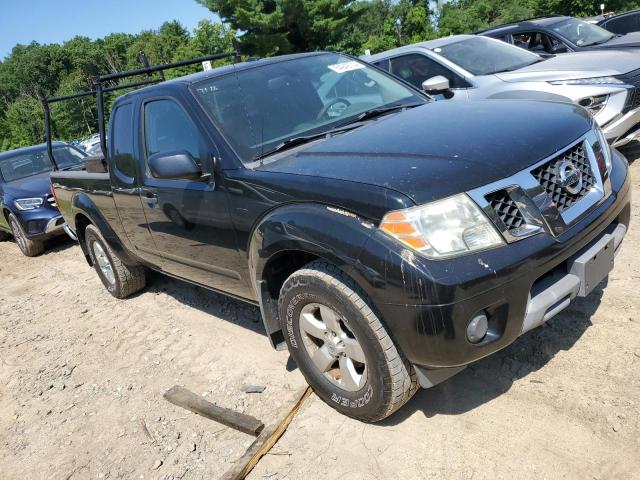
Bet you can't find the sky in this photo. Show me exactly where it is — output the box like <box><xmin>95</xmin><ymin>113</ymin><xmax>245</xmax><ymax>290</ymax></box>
<box><xmin>0</xmin><ymin>0</ymin><xmax>220</xmax><ymax>59</ymax></box>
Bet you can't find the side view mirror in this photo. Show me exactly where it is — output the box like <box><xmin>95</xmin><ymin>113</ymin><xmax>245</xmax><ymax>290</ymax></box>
<box><xmin>422</xmin><ymin>75</ymin><xmax>450</xmax><ymax>94</ymax></box>
<box><xmin>148</xmin><ymin>151</ymin><xmax>202</xmax><ymax>180</ymax></box>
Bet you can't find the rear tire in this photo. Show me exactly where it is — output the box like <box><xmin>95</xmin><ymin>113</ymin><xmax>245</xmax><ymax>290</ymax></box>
<box><xmin>8</xmin><ymin>213</ymin><xmax>45</xmax><ymax>257</ymax></box>
<box><xmin>278</xmin><ymin>261</ymin><xmax>417</xmax><ymax>422</ymax></box>
<box><xmin>85</xmin><ymin>224</ymin><xmax>146</xmax><ymax>299</ymax></box>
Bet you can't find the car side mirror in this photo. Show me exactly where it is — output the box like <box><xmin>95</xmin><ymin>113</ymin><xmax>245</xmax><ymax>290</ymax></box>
<box><xmin>422</xmin><ymin>75</ymin><xmax>450</xmax><ymax>94</ymax></box>
<box><xmin>148</xmin><ymin>151</ymin><xmax>202</xmax><ymax>180</ymax></box>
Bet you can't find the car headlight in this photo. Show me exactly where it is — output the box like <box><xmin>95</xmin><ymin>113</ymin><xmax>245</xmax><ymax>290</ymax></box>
<box><xmin>578</xmin><ymin>95</ymin><xmax>608</xmax><ymax>117</ymax></box>
<box><xmin>594</xmin><ymin>126</ymin><xmax>612</xmax><ymax>178</ymax></box>
<box><xmin>14</xmin><ymin>197</ymin><xmax>44</xmax><ymax>211</ymax></box>
<box><xmin>379</xmin><ymin>194</ymin><xmax>504</xmax><ymax>259</ymax></box>
<box><xmin>549</xmin><ymin>76</ymin><xmax>623</xmax><ymax>86</ymax></box>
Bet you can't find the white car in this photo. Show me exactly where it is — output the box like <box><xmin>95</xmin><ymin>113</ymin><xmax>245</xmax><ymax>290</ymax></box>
<box><xmin>365</xmin><ymin>35</ymin><xmax>640</xmax><ymax>147</ymax></box>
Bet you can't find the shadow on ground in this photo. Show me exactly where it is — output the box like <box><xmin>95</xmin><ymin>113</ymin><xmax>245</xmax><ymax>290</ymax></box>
<box><xmin>143</xmin><ymin>269</ymin><xmax>265</xmax><ymax>335</ymax></box>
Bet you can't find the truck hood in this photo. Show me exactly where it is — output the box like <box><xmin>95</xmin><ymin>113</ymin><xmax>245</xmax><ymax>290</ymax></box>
<box><xmin>496</xmin><ymin>50</ymin><xmax>640</xmax><ymax>83</ymax></box>
<box><xmin>2</xmin><ymin>172</ymin><xmax>51</xmax><ymax>199</ymax></box>
<box><xmin>257</xmin><ymin>100</ymin><xmax>592</xmax><ymax>205</ymax></box>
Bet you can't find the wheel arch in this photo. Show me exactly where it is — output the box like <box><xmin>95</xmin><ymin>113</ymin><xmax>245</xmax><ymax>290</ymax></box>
<box><xmin>70</xmin><ymin>192</ymin><xmax>138</xmax><ymax>267</ymax></box>
<box><xmin>247</xmin><ymin>203</ymin><xmax>379</xmax><ymax>349</ymax></box>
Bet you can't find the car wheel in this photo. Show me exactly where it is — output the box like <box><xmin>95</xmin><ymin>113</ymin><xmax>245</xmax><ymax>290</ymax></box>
<box><xmin>8</xmin><ymin>213</ymin><xmax>44</xmax><ymax>257</ymax></box>
<box><xmin>85</xmin><ymin>224</ymin><xmax>146</xmax><ymax>299</ymax></box>
<box><xmin>278</xmin><ymin>261</ymin><xmax>417</xmax><ymax>422</ymax></box>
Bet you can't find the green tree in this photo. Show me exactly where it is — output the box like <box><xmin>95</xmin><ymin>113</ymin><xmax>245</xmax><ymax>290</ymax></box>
<box><xmin>196</xmin><ymin>0</ymin><xmax>364</xmax><ymax>56</ymax></box>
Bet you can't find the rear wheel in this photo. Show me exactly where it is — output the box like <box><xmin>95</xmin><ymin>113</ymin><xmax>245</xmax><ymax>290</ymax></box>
<box><xmin>85</xmin><ymin>224</ymin><xmax>146</xmax><ymax>298</ymax></box>
<box><xmin>8</xmin><ymin>213</ymin><xmax>44</xmax><ymax>257</ymax></box>
<box><xmin>278</xmin><ymin>261</ymin><xmax>417</xmax><ymax>422</ymax></box>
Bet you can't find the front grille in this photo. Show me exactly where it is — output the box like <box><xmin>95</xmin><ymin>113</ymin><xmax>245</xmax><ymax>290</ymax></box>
<box><xmin>623</xmin><ymin>88</ymin><xmax>640</xmax><ymax>114</ymax></box>
<box><xmin>617</xmin><ymin>68</ymin><xmax>640</xmax><ymax>113</ymax></box>
<box><xmin>531</xmin><ymin>143</ymin><xmax>594</xmax><ymax>213</ymax></box>
<box><xmin>485</xmin><ymin>190</ymin><xmax>525</xmax><ymax>232</ymax></box>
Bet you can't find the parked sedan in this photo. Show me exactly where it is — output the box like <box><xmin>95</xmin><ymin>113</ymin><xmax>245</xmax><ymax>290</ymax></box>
<box><xmin>0</xmin><ymin>142</ymin><xmax>85</xmax><ymax>256</ymax></box>
<box><xmin>597</xmin><ymin>9</ymin><xmax>640</xmax><ymax>36</ymax></box>
<box><xmin>479</xmin><ymin>15</ymin><xmax>640</xmax><ymax>54</ymax></box>
<box><xmin>365</xmin><ymin>35</ymin><xmax>640</xmax><ymax>147</ymax></box>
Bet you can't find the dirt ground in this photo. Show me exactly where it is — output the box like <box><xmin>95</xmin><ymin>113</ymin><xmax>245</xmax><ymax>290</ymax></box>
<box><xmin>1</xmin><ymin>151</ymin><xmax>639</xmax><ymax>480</ymax></box>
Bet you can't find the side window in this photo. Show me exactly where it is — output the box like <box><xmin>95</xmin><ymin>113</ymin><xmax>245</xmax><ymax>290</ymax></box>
<box><xmin>390</xmin><ymin>54</ymin><xmax>468</xmax><ymax>90</ymax></box>
<box><xmin>604</xmin><ymin>14</ymin><xmax>639</xmax><ymax>35</ymax></box>
<box><xmin>513</xmin><ymin>32</ymin><xmax>568</xmax><ymax>54</ymax></box>
<box><xmin>144</xmin><ymin>99</ymin><xmax>200</xmax><ymax>162</ymax></box>
<box><xmin>373</xmin><ymin>59</ymin><xmax>390</xmax><ymax>72</ymax></box>
<box><xmin>111</xmin><ymin>103</ymin><xmax>137</xmax><ymax>178</ymax></box>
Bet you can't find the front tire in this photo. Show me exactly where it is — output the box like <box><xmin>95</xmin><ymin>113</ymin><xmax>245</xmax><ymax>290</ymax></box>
<box><xmin>278</xmin><ymin>261</ymin><xmax>417</xmax><ymax>422</ymax></box>
<box><xmin>8</xmin><ymin>213</ymin><xmax>44</xmax><ymax>257</ymax></box>
<box><xmin>85</xmin><ymin>224</ymin><xmax>146</xmax><ymax>299</ymax></box>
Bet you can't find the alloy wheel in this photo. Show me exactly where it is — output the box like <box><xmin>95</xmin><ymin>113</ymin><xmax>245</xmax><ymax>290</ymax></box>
<box><xmin>298</xmin><ymin>303</ymin><xmax>367</xmax><ymax>392</ymax></box>
<box><xmin>92</xmin><ymin>241</ymin><xmax>116</xmax><ymax>286</ymax></box>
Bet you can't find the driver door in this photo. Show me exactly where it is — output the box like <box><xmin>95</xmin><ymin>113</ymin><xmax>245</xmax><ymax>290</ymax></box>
<box><xmin>138</xmin><ymin>96</ymin><xmax>245</xmax><ymax>293</ymax></box>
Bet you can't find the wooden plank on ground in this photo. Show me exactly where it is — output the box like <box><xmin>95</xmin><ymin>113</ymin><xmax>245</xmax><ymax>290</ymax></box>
<box><xmin>220</xmin><ymin>386</ymin><xmax>313</xmax><ymax>480</ymax></box>
<box><xmin>164</xmin><ymin>385</ymin><xmax>264</xmax><ymax>436</ymax></box>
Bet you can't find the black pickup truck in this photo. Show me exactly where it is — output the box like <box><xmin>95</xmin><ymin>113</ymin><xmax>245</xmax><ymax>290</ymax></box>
<box><xmin>51</xmin><ymin>52</ymin><xmax>631</xmax><ymax>422</ymax></box>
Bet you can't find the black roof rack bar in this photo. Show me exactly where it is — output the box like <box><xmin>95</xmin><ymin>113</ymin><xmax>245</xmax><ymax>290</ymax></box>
<box><xmin>97</xmin><ymin>51</ymin><xmax>236</xmax><ymax>82</ymax></box>
<box><xmin>47</xmin><ymin>77</ymin><xmax>165</xmax><ymax>105</ymax></box>
<box><xmin>41</xmin><ymin>48</ymin><xmax>240</xmax><ymax>170</ymax></box>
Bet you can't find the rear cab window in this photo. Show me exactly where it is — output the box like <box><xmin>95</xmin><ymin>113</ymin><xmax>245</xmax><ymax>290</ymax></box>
<box><xmin>110</xmin><ymin>103</ymin><xmax>137</xmax><ymax>178</ymax></box>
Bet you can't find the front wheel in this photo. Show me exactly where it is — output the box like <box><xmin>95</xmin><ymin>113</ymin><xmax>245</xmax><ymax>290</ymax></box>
<box><xmin>8</xmin><ymin>213</ymin><xmax>44</xmax><ymax>257</ymax></box>
<box><xmin>278</xmin><ymin>261</ymin><xmax>417</xmax><ymax>422</ymax></box>
<box><xmin>85</xmin><ymin>224</ymin><xmax>146</xmax><ymax>299</ymax></box>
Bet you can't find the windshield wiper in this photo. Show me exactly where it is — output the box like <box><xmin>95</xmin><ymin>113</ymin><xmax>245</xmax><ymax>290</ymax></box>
<box><xmin>253</xmin><ymin>102</ymin><xmax>424</xmax><ymax>161</ymax></box>
<box><xmin>253</xmin><ymin>123</ymin><xmax>362</xmax><ymax>161</ymax></box>
<box><xmin>348</xmin><ymin>102</ymin><xmax>424</xmax><ymax>124</ymax></box>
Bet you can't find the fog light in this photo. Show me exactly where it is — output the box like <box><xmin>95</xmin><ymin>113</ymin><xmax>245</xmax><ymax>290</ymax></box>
<box><xmin>467</xmin><ymin>313</ymin><xmax>488</xmax><ymax>344</ymax></box>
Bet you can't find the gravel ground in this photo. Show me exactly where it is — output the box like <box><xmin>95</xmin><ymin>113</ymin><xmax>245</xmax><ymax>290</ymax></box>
<box><xmin>1</xmin><ymin>150</ymin><xmax>638</xmax><ymax>480</ymax></box>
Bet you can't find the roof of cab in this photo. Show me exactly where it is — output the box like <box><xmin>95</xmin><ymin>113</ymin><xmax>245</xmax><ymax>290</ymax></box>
<box><xmin>0</xmin><ymin>142</ymin><xmax>67</xmax><ymax>160</ymax></box>
<box><xmin>117</xmin><ymin>51</ymin><xmax>332</xmax><ymax>101</ymax></box>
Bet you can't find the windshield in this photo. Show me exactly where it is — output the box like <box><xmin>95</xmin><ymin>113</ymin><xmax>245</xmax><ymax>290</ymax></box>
<box><xmin>434</xmin><ymin>36</ymin><xmax>542</xmax><ymax>75</ymax></box>
<box><xmin>551</xmin><ymin>18</ymin><xmax>615</xmax><ymax>46</ymax></box>
<box><xmin>0</xmin><ymin>146</ymin><xmax>85</xmax><ymax>182</ymax></box>
<box><xmin>192</xmin><ymin>53</ymin><xmax>423</xmax><ymax>161</ymax></box>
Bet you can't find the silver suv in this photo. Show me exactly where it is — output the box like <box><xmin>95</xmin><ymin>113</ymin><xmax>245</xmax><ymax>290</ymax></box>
<box><xmin>364</xmin><ymin>35</ymin><xmax>640</xmax><ymax>147</ymax></box>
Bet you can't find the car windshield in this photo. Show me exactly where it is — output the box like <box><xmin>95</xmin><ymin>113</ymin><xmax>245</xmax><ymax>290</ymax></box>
<box><xmin>434</xmin><ymin>36</ymin><xmax>543</xmax><ymax>75</ymax></box>
<box><xmin>192</xmin><ymin>53</ymin><xmax>423</xmax><ymax>161</ymax></box>
<box><xmin>0</xmin><ymin>146</ymin><xmax>85</xmax><ymax>182</ymax></box>
<box><xmin>551</xmin><ymin>18</ymin><xmax>615</xmax><ymax>46</ymax></box>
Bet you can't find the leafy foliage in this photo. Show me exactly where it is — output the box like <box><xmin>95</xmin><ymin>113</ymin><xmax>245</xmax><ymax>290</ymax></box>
<box><xmin>0</xmin><ymin>20</ymin><xmax>235</xmax><ymax>150</ymax></box>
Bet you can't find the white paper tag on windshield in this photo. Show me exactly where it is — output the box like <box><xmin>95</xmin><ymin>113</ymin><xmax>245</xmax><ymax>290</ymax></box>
<box><xmin>328</xmin><ymin>61</ymin><xmax>365</xmax><ymax>73</ymax></box>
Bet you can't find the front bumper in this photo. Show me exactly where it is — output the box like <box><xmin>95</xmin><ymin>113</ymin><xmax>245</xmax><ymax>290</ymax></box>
<box><xmin>603</xmin><ymin>107</ymin><xmax>640</xmax><ymax>147</ymax></box>
<box><xmin>356</xmin><ymin>149</ymin><xmax>631</xmax><ymax>373</ymax></box>
<box><xmin>19</xmin><ymin>210</ymin><xmax>66</xmax><ymax>239</ymax></box>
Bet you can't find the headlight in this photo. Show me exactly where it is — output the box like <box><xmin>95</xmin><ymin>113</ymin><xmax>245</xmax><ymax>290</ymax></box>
<box><xmin>14</xmin><ymin>198</ymin><xmax>44</xmax><ymax>211</ymax></box>
<box><xmin>594</xmin><ymin>126</ymin><xmax>612</xmax><ymax>177</ymax></box>
<box><xmin>549</xmin><ymin>76</ymin><xmax>623</xmax><ymax>86</ymax></box>
<box><xmin>379</xmin><ymin>194</ymin><xmax>504</xmax><ymax>259</ymax></box>
<box><xmin>578</xmin><ymin>95</ymin><xmax>608</xmax><ymax>117</ymax></box>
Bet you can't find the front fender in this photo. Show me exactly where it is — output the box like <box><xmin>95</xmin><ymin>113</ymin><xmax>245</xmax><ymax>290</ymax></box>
<box><xmin>71</xmin><ymin>192</ymin><xmax>138</xmax><ymax>267</ymax></box>
<box><xmin>248</xmin><ymin>203</ymin><xmax>381</xmax><ymax>347</ymax></box>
